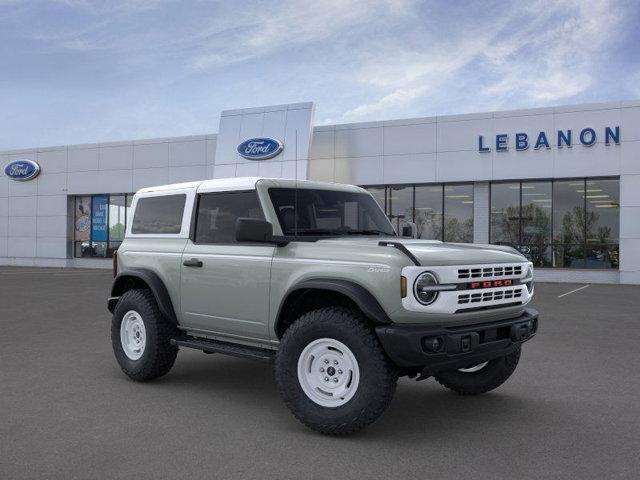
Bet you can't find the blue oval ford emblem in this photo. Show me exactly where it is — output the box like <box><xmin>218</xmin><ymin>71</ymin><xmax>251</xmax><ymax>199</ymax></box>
<box><xmin>4</xmin><ymin>159</ymin><xmax>41</xmax><ymax>181</ymax></box>
<box><xmin>237</xmin><ymin>137</ymin><xmax>283</xmax><ymax>160</ymax></box>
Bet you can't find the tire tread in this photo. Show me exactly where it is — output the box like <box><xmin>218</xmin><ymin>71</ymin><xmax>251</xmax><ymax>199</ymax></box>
<box><xmin>276</xmin><ymin>307</ymin><xmax>397</xmax><ymax>435</ymax></box>
<box><xmin>111</xmin><ymin>289</ymin><xmax>178</xmax><ymax>382</ymax></box>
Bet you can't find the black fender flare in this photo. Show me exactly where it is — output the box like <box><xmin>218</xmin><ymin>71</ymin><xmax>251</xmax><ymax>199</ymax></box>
<box><xmin>108</xmin><ymin>268</ymin><xmax>178</xmax><ymax>324</ymax></box>
<box><xmin>276</xmin><ymin>278</ymin><xmax>391</xmax><ymax>334</ymax></box>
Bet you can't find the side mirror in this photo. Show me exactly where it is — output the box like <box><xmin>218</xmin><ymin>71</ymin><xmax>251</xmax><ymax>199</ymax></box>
<box><xmin>401</xmin><ymin>222</ymin><xmax>417</xmax><ymax>238</ymax></box>
<box><xmin>236</xmin><ymin>218</ymin><xmax>274</xmax><ymax>243</ymax></box>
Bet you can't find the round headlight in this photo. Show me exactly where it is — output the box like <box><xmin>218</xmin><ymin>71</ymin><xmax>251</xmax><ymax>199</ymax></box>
<box><xmin>414</xmin><ymin>272</ymin><xmax>439</xmax><ymax>305</ymax></box>
<box><xmin>524</xmin><ymin>267</ymin><xmax>534</xmax><ymax>293</ymax></box>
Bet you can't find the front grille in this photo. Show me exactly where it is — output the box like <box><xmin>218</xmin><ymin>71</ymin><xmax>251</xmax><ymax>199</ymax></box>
<box><xmin>458</xmin><ymin>265</ymin><xmax>523</xmax><ymax>279</ymax></box>
<box><xmin>458</xmin><ymin>288</ymin><xmax>523</xmax><ymax>305</ymax></box>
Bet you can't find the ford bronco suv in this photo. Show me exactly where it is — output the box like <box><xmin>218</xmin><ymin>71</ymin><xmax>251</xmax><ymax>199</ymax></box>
<box><xmin>108</xmin><ymin>177</ymin><xmax>538</xmax><ymax>435</ymax></box>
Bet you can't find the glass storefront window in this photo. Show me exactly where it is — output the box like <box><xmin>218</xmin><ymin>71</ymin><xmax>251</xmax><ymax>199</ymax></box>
<box><xmin>365</xmin><ymin>187</ymin><xmax>386</xmax><ymax>214</ymax></box>
<box><xmin>74</xmin><ymin>196</ymin><xmax>92</xmax><ymax>257</ymax></box>
<box><xmin>585</xmin><ymin>179</ymin><xmax>619</xmax><ymax>243</ymax></box>
<box><xmin>585</xmin><ymin>178</ymin><xmax>619</xmax><ymax>269</ymax></box>
<box><xmin>521</xmin><ymin>181</ymin><xmax>552</xmax><ymax>266</ymax></box>
<box><xmin>490</xmin><ymin>183</ymin><xmax>520</xmax><ymax>246</ymax></box>
<box><xmin>553</xmin><ymin>180</ymin><xmax>587</xmax><ymax>267</ymax></box>
<box><xmin>388</xmin><ymin>186</ymin><xmax>413</xmax><ymax>234</ymax></box>
<box><xmin>74</xmin><ymin>193</ymin><xmax>134</xmax><ymax>259</ymax></box>
<box><xmin>108</xmin><ymin>195</ymin><xmax>126</xmax><ymax>256</ymax></box>
<box><xmin>414</xmin><ymin>185</ymin><xmax>442</xmax><ymax>240</ymax></box>
<box><xmin>444</xmin><ymin>184</ymin><xmax>473</xmax><ymax>243</ymax></box>
<box><xmin>490</xmin><ymin>178</ymin><xmax>620</xmax><ymax>269</ymax></box>
<box><xmin>362</xmin><ymin>183</ymin><xmax>474</xmax><ymax>242</ymax></box>
<box><xmin>91</xmin><ymin>194</ymin><xmax>109</xmax><ymax>257</ymax></box>
<box><xmin>553</xmin><ymin>180</ymin><xmax>585</xmax><ymax>245</ymax></box>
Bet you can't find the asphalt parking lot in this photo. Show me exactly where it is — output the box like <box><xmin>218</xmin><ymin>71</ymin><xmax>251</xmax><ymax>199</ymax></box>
<box><xmin>1</xmin><ymin>267</ymin><xmax>639</xmax><ymax>479</ymax></box>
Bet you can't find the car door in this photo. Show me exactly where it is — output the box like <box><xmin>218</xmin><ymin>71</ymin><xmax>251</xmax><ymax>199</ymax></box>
<box><xmin>180</xmin><ymin>190</ymin><xmax>275</xmax><ymax>341</ymax></box>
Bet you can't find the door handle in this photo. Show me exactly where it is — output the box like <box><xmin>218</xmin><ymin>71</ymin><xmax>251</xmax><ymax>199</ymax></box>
<box><xmin>183</xmin><ymin>258</ymin><xmax>203</xmax><ymax>268</ymax></box>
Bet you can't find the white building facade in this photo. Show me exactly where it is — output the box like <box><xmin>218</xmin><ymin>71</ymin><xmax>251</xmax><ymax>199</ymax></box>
<box><xmin>1</xmin><ymin>100</ymin><xmax>639</xmax><ymax>284</ymax></box>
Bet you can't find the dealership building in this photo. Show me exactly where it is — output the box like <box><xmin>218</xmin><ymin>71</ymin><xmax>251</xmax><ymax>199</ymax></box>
<box><xmin>1</xmin><ymin>100</ymin><xmax>639</xmax><ymax>284</ymax></box>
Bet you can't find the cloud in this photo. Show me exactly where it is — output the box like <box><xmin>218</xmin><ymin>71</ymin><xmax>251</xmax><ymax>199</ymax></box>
<box><xmin>191</xmin><ymin>0</ymin><xmax>413</xmax><ymax>69</ymax></box>
<box><xmin>337</xmin><ymin>36</ymin><xmax>494</xmax><ymax>121</ymax></box>
<box><xmin>334</xmin><ymin>0</ymin><xmax>626</xmax><ymax>122</ymax></box>
<box><xmin>0</xmin><ymin>0</ymin><xmax>635</xmax><ymax>149</ymax></box>
<box><xmin>481</xmin><ymin>0</ymin><xmax>622</xmax><ymax>104</ymax></box>
<box><xmin>338</xmin><ymin>85</ymin><xmax>429</xmax><ymax>122</ymax></box>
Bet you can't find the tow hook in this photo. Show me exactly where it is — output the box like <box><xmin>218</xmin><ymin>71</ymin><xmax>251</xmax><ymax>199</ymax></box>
<box><xmin>511</xmin><ymin>322</ymin><xmax>532</xmax><ymax>341</ymax></box>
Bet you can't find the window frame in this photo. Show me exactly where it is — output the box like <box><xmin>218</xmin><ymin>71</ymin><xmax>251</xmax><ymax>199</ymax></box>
<box><xmin>190</xmin><ymin>189</ymin><xmax>266</xmax><ymax>245</ymax></box>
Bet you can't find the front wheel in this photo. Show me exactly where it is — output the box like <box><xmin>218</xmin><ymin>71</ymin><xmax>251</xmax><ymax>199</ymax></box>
<box><xmin>434</xmin><ymin>347</ymin><xmax>521</xmax><ymax>395</ymax></box>
<box><xmin>275</xmin><ymin>307</ymin><xmax>398</xmax><ymax>435</ymax></box>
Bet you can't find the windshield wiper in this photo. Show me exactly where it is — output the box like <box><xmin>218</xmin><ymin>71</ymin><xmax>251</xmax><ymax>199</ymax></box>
<box><xmin>344</xmin><ymin>229</ymin><xmax>393</xmax><ymax>236</ymax></box>
<box><xmin>284</xmin><ymin>229</ymin><xmax>345</xmax><ymax>236</ymax></box>
<box><xmin>282</xmin><ymin>228</ymin><xmax>394</xmax><ymax>237</ymax></box>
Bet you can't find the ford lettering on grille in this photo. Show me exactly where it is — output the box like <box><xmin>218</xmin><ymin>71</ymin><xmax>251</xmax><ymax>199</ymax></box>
<box><xmin>468</xmin><ymin>279</ymin><xmax>513</xmax><ymax>289</ymax></box>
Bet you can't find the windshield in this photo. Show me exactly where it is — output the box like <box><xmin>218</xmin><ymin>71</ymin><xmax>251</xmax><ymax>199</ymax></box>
<box><xmin>268</xmin><ymin>188</ymin><xmax>396</xmax><ymax>237</ymax></box>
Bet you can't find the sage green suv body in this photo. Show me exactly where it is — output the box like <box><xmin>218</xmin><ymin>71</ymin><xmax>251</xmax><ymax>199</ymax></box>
<box><xmin>108</xmin><ymin>177</ymin><xmax>538</xmax><ymax>435</ymax></box>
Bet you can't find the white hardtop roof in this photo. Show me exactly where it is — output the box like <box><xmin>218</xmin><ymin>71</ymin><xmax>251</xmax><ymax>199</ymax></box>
<box><xmin>136</xmin><ymin>177</ymin><xmax>261</xmax><ymax>193</ymax></box>
<box><xmin>136</xmin><ymin>177</ymin><xmax>365</xmax><ymax>194</ymax></box>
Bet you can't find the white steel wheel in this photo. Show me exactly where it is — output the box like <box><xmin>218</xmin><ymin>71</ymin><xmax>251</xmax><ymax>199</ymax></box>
<box><xmin>458</xmin><ymin>362</ymin><xmax>489</xmax><ymax>373</ymax></box>
<box><xmin>120</xmin><ymin>310</ymin><xmax>147</xmax><ymax>361</ymax></box>
<box><xmin>297</xmin><ymin>338</ymin><xmax>360</xmax><ymax>408</ymax></box>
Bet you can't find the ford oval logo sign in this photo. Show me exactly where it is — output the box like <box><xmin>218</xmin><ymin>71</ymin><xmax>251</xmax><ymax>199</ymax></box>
<box><xmin>4</xmin><ymin>159</ymin><xmax>41</xmax><ymax>181</ymax></box>
<box><xmin>237</xmin><ymin>137</ymin><xmax>283</xmax><ymax>160</ymax></box>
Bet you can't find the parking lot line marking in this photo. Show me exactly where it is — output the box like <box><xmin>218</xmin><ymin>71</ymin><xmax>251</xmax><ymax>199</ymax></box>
<box><xmin>557</xmin><ymin>284</ymin><xmax>590</xmax><ymax>298</ymax></box>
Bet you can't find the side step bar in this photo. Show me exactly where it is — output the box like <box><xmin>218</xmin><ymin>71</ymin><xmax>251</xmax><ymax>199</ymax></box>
<box><xmin>170</xmin><ymin>336</ymin><xmax>275</xmax><ymax>363</ymax></box>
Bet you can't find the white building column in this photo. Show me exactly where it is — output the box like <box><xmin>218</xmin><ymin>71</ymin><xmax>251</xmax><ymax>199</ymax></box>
<box><xmin>473</xmin><ymin>181</ymin><xmax>489</xmax><ymax>244</ymax></box>
<box><xmin>619</xmin><ymin>173</ymin><xmax>640</xmax><ymax>284</ymax></box>
<box><xmin>213</xmin><ymin>102</ymin><xmax>315</xmax><ymax>180</ymax></box>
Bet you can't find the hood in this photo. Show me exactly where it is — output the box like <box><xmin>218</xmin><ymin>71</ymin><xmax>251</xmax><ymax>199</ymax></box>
<box><xmin>320</xmin><ymin>237</ymin><xmax>527</xmax><ymax>266</ymax></box>
<box><xmin>398</xmin><ymin>239</ymin><xmax>526</xmax><ymax>266</ymax></box>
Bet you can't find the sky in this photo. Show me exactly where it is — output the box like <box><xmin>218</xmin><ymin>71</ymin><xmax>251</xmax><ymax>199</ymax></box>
<box><xmin>1</xmin><ymin>0</ymin><xmax>639</xmax><ymax>150</ymax></box>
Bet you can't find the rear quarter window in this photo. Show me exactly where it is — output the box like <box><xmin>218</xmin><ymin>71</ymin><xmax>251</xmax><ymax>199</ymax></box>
<box><xmin>131</xmin><ymin>194</ymin><xmax>186</xmax><ymax>234</ymax></box>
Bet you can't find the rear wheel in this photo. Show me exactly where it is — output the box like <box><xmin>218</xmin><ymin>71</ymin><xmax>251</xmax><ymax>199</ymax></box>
<box><xmin>111</xmin><ymin>289</ymin><xmax>179</xmax><ymax>381</ymax></box>
<box><xmin>275</xmin><ymin>307</ymin><xmax>397</xmax><ymax>435</ymax></box>
<box><xmin>434</xmin><ymin>347</ymin><xmax>521</xmax><ymax>395</ymax></box>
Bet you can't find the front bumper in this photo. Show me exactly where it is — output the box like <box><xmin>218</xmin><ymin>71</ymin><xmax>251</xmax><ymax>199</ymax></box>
<box><xmin>375</xmin><ymin>308</ymin><xmax>538</xmax><ymax>373</ymax></box>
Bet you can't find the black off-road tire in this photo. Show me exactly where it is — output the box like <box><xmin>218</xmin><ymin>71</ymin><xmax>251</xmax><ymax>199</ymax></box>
<box><xmin>434</xmin><ymin>347</ymin><xmax>521</xmax><ymax>395</ymax></box>
<box><xmin>111</xmin><ymin>289</ymin><xmax>179</xmax><ymax>382</ymax></box>
<box><xmin>275</xmin><ymin>307</ymin><xmax>398</xmax><ymax>435</ymax></box>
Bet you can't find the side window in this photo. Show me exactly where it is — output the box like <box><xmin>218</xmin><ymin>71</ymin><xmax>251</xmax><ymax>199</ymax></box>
<box><xmin>131</xmin><ymin>194</ymin><xmax>186</xmax><ymax>234</ymax></box>
<box><xmin>194</xmin><ymin>191</ymin><xmax>264</xmax><ymax>244</ymax></box>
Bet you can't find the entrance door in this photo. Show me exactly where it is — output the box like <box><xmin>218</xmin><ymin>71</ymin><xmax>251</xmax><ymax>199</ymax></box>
<box><xmin>180</xmin><ymin>190</ymin><xmax>274</xmax><ymax>341</ymax></box>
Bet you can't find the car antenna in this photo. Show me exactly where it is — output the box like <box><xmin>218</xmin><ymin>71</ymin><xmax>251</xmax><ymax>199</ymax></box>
<box><xmin>294</xmin><ymin>129</ymin><xmax>298</xmax><ymax>236</ymax></box>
